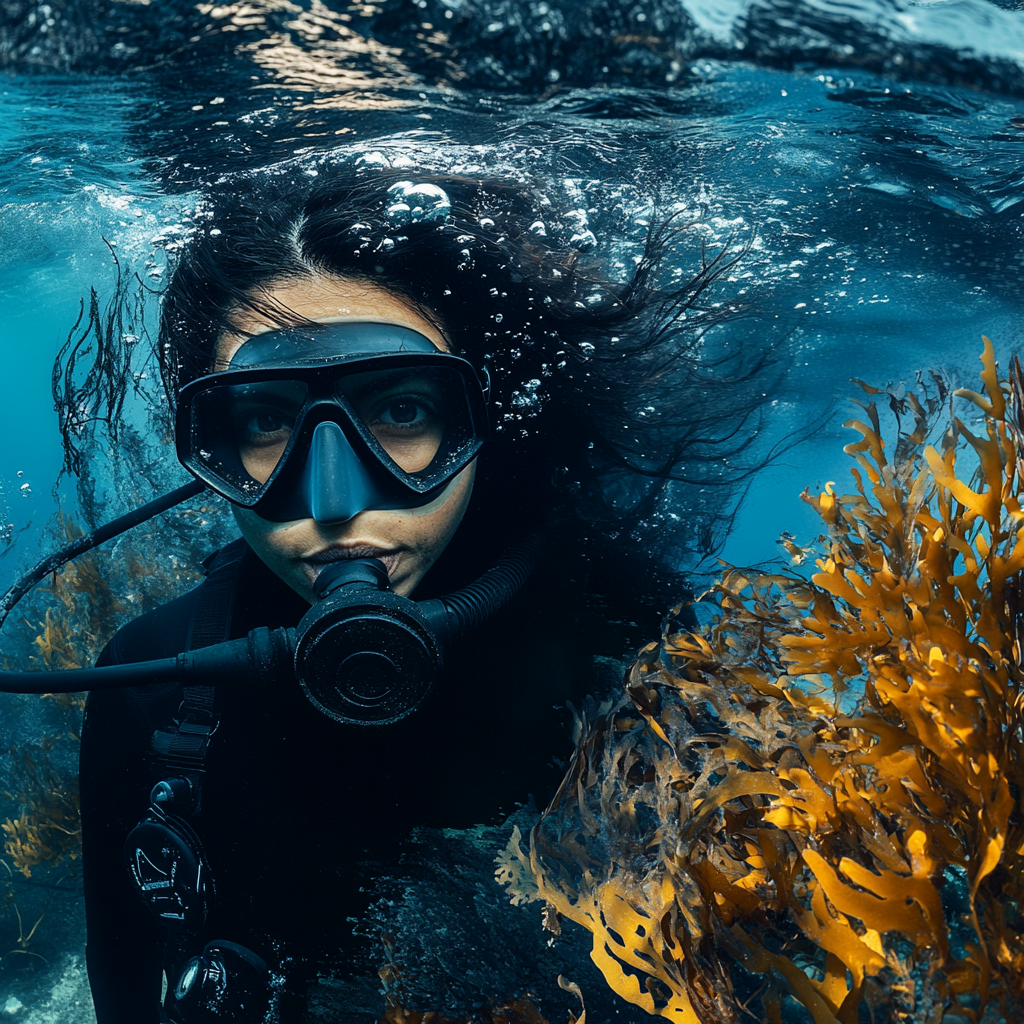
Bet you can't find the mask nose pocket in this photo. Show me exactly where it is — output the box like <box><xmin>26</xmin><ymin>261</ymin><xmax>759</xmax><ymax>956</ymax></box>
<box><xmin>301</xmin><ymin>421</ymin><xmax>382</xmax><ymax>524</ymax></box>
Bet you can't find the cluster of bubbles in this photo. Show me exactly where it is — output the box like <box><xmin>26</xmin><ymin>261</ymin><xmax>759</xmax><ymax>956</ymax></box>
<box><xmin>510</xmin><ymin>378</ymin><xmax>544</xmax><ymax>412</ymax></box>
<box><xmin>564</xmin><ymin>208</ymin><xmax>596</xmax><ymax>251</ymax></box>
<box><xmin>384</xmin><ymin>180</ymin><xmax>452</xmax><ymax>229</ymax></box>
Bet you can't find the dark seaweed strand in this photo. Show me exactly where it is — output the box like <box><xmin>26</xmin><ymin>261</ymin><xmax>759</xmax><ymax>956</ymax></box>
<box><xmin>51</xmin><ymin>240</ymin><xmax>145</xmax><ymax>481</ymax></box>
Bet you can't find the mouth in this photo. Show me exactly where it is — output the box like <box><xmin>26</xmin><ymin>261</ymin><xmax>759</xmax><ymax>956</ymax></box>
<box><xmin>299</xmin><ymin>544</ymin><xmax>402</xmax><ymax>586</ymax></box>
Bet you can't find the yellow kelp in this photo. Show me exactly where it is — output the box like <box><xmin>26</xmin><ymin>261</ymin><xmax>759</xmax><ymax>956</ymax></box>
<box><xmin>499</xmin><ymin>338</ymin><xmax>1024</xmax><ymax>1024</ymax></box>
<box><xmin>1</xmin><ymin>741</ymin><xmax>80</xmax><ymax>878</ymax></box>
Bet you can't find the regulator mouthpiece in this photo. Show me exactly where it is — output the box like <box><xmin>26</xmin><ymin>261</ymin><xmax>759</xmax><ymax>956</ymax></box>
<box><xmin>294</xmin><ymin>559</ymin><xmax>441</xmax><ymax>726</ymax></box>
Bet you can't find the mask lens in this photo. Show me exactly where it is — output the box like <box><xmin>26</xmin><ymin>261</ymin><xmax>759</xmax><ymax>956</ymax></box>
<box><xmin>188</xmin><ymin>381</ymin><xmax>308</xmax><ymax>497</ymax></box>
<box><xmin>337</xmin><ymin>366</ymin><xmax>475</xmax><ymax>480</ymax></box>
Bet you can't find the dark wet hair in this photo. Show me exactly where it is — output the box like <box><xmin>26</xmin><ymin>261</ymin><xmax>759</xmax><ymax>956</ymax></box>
<box><xmin>70</xmin><ymin>165</ymin><xmax>776</xmax><ymax>628</ymax></box>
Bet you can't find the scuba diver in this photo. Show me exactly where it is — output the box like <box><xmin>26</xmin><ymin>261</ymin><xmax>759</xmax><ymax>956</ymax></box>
<box><xmin>3</xmin><ymin>167</ymin><xmax>771</xmax><ymax>1021</ymax></box>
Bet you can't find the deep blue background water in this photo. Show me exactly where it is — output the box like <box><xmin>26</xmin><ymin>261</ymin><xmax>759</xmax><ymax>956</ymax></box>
<box><xmin>2</xmin><ymin>0</ymin><xmax>1024</xmax><ymax>1016</ymax></box>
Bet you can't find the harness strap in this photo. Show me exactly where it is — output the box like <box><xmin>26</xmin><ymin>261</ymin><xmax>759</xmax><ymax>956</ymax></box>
<box><xmin>185</xmin><ymin>539</ymin><xmax>247</xmax><ymax>652</ymax></box>
<box><xmin>149</xmin><ymin>538</ymin><xmax>248</xmax><ymax>777</ymax></box>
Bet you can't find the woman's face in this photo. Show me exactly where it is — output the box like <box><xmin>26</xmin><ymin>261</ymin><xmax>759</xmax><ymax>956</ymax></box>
<box><xmin>215</xmin><ymin>275</ymin><xmax>476</xmax><ymax>603</ymax></box>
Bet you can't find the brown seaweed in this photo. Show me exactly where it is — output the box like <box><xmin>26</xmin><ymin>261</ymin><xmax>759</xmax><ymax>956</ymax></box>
<box><xmin>1</xmin><ymin>742</ymin><xmax>80</xmax><ymax>879</ymax></box>
<box><xmin>499</xmin><ymin>338</ymin><xmax>1024</xmax><ymax>1023</ymax></box>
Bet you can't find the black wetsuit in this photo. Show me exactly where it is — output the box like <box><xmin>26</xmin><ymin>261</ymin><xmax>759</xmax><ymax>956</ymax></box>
<box><xmin>80</xmin><ymin>540</ymin><xmax>607</xmax><ymax>1022</ymax></box>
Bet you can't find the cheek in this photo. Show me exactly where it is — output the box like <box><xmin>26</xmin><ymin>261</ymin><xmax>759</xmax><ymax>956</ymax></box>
<box><xmin>379</xmin><ymin>465</ymin><xmax>476</xmax><ymax>592</ymax></box>
<box><xmin>421</xmin><ymin>465</ymin><xmax>475</xmax><ymax>551</ymax></box>
<box><xmin>231</xmin><ymin>508</ymin><xmax>321</xmax><ymax>602</ymax></box>
<box><xmin>382</xmin><ymin>463</ymin><xmax>476</xmax><ymax>544</ymax></box>
<box><xmin>231</xmin><ymin>507</ymin><xmax>298</xmax><ymax>567</ymax></box>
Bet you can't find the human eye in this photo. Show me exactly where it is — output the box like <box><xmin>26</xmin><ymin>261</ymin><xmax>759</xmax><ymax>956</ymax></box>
<box><xmin>223</xmin><ymin>381</ymin><xmax>305</xmax><ymax>484</ymax></box>
<box><xmin>339</xmin><ymin>371</ymin><xmax>451</xmax><ymax>472</ymax></box>
<box><xmin>229</xmin><ymin>400</ymin><xmax>296</xmax><ymax>450</ymax></box>
<box><xmin>372</xmin><ymin>396</ymin><xmax>436</xmax><ymax>431</ymax></box>
<box><xmin>363</xmin><ymin>390</ymin><xmax>445</xmax><ymax>473</ymax></box>
<box><xmin>242</xmin><ymin>408</ymin><xmax>293</xmax><ymax>441</ymax></box>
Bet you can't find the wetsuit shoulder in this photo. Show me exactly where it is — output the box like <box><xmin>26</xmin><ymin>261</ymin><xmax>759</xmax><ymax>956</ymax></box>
<box><xmin>96</xmin><ymin>586</ymin><xmax>203</xmax><ymax>667</ymax></box>
<box><xmin>97</xmin><ymin>537</ymin><xmax>250</xmax><ymax>667</ymax></box>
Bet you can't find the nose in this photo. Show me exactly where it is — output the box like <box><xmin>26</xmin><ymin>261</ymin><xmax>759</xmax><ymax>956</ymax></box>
<box><xmin>300</xmin><ymin>421</ymin><xmax>381</xmax><ymax>525</ymax></box>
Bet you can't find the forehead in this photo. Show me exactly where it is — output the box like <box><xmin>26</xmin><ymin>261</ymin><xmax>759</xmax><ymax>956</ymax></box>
<box><xmin>214</xmin><ymin>275</ymin><xmax>450</xmax><ymax>369</ymax></box>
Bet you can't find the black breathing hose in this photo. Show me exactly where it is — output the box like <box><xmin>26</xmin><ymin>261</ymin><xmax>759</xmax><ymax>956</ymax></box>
<box><xmin>0</xmin><ymin>659</ymin><xmax>182</xmax><ymax>694</ymax></box>
<box><xmin>417</xmin><ymin>533</ymin><xmax>544</xmax><ymax>645</ymax></box>
<box><xmin>0</xmin><ymin>626</ymin><xmax>293</xmax><ymax>695</ymax></box>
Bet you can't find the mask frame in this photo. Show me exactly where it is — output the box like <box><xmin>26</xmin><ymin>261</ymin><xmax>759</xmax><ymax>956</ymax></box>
<box><xmin>174</xmin><ymin>322</ymin><xmax>489</xmax><ymax>524</ymax></box>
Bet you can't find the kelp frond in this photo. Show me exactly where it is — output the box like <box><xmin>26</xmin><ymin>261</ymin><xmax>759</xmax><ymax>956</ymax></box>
<box><xmin>52</xmin><ymin>240</ymin><xmax>153</xmax><ymax>481</ymax></box>
<box><xmin>1</xmin><ymin>744</ymin><xmax>80</xmax><ymax>879</ymax></box>
<box><xmin>501</xmin><ymin>337</ymin><xmax>1024</xmax><ymax>1023</ymax></box>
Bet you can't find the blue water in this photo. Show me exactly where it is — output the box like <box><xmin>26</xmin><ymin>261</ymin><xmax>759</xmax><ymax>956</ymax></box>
<box><xmin>2</xmin><ymin>0</ymin><xmax>1024</xmax><ymax>1016</ymax></box>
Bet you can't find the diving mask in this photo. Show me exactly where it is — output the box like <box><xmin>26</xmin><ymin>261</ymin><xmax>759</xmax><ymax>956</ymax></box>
<box><xmin>175</xmin><ymin>321</ymin><xmax>488</xmax><ymax>523</ymax></box>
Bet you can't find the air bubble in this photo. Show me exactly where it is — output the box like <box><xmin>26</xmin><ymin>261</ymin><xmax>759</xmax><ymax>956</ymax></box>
<box><xmin>357</xmin><ymin>151</ymin><xmax>390</xmax><ymax>168</ymax></box>
<box><xmin>384</xmin><ymin>181</ymin><xmax>451</xmax><ymax>228</ymax></box>
<box><xmin>570</xmin><ymin>230</ymin><xmax>597</xmax><ymax>251</ymax></box>
<box><xmin>512</xmin><ymin>379</ymin><xmax>543</xmax><ymax>411</ymax></box>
